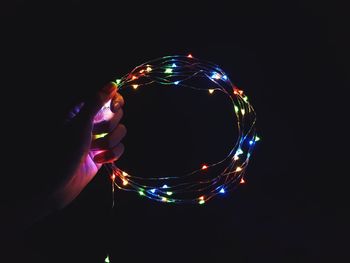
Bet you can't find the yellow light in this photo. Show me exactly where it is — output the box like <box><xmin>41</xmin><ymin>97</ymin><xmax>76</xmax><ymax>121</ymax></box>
<box><xmin>122</xmin><ymin>179</ymin><xmax>128</xmax><ymax>186</ymax></box>
<box><xmin>208</xmin><ymin>89</ymin><xmax>214</xmax><ymax>94</ymax></box>
<box><xmin>139</xmin><ymin>69</ymin><xmax>145</xmax><ymax>73</ymax></box>
<box><xmin>241</xmin><ymin>109</ymin><xmax>245</xmax><ymax>115</ymax></box>
<box><xmin>162</xmin><ymin>197</ymin><xmax>168</xmax><ymax>202</ymax></box>
<box><xmin>94</xmin><ymin>133</ymin><xmax>108</xmax><ymax>139</ymax></box>
<box><xmin>166</xmin><ymin>191</ymin><xmax>173</xmax><ymax>196</ymax></box>
<box><xmin>146</xmin><ymin>66</ymin><xmax>152</xmax><ymax>72</ymax></box>
<box><xmin>122</xmin><ymin>171</ymin><xmax>129</xmax><ymax>177</ymax></box>
<box><xmin>132</xmin><ymin>84</ymin><xmax>139</xmax><ymax>89</ymax></box>
<box><xmin>235</xmin><ymin>167</ymin><xmax>243</xmax><ymax>172</ymax></box>
<box><xmin>233</xmin><ymin>155</ymin><xmax>239</xmax><ymax>161</ymax></box>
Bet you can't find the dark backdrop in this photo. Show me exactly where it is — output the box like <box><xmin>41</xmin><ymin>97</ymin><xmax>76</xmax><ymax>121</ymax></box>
<box><xmin>1</xmin><ymin>1</ymin><xmax>347</xmax><ymax>262</ymax></box>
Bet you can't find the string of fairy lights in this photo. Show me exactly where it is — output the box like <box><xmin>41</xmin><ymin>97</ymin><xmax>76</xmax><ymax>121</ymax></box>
<box><xmin>98</xmin><ymin>54</ymin><xmax>259</xmax><ymax>205</ymax></box>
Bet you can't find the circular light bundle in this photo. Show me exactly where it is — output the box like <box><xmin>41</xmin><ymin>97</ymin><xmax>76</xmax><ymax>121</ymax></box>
<box><xmin>102</xmin><ymin>55</ymin><xmax>259</xmax><ymax>204</ymax></box>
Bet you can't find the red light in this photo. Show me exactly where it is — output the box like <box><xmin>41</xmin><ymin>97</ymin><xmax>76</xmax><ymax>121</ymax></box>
<box><xmin>201</xmin><ymin>164</ymin><xmax>208</xmax><ymax>170</ymax></box>
<box><xmin>240</xmin><ymin>178</ymin><xmax>245</xmax><ymax>184</ymax></box>
<box><xmin>187</xmin><ymin>54</ymin><xmax>193</xmax><ymax>58</ymax></box>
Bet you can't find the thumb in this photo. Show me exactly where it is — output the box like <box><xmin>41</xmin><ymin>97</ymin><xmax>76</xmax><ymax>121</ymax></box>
<box><xmin>79</xmin><ymin>82</ymin><xmax>117</xmax><ymax>123</ymax></box>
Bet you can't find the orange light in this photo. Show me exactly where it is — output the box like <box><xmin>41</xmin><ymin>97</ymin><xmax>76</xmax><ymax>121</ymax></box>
<box><xmin>233</xmin><ymin>87</ymin><xmax>243</xmax><ymax>95</ymax></box>
<box><xmin>111</xmin><ymin>174</ymin><xmax>116</xmax><ymax>180</ymax></box>
<box><xmin>131</xmin><ymin>75</ymin><xmax>137</xmax><ymax>80</ymax></box>
<box><xmin>199</xmin><ymin>196</ymin><xmax>205</xmax><ymax>200</ymax></box>
<box><xmin>187</xmin><ymin>54</ymin><xmax>193</xmax><ymax>58</ymax></box>
<box><xmin>201</xmin><ymin>164</ymin><xmax>208</xmax><ymax>170</ymax></box>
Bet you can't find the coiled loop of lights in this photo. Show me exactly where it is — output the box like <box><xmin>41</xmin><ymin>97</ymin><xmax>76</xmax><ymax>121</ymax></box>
<box><xmin>99</xmin><ymin>54</ymin><xmax>259</xmax><ymax>205</ymax></box>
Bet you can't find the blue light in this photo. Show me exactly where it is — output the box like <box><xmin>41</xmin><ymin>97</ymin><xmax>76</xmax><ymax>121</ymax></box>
<box><xmin>249</xmin><ymin>140</ymin><xmax>254</xmax><ymax>145</ymax></box>
<box><xmin>211</xmin><ymin>72</ymin><xmax>221</xmax><ymax>79</ymax></box>
<box><xmin>236</xmin><ymin>148</ymin><xmax>244</xmax><ymax>155</ymax></box>
<box><xmin>150</xmin><ymin>189</ymin><xmax>156</xmax><ymax>193</ymax></box>
<box><xmin>222</xmin><ymin>75</ymin><xmax>228</xmax><ymax>80</ymax></box>
<box><xmin>174</xmin><ymin>81</ymin><xmax>180</xmax><ymax>85</ymax></box>
<box><xmin>219</xmin><ymin>188</ymin><xmax>225</xmax><ymax>194</ymax></box>
<box><xmin>162</xmin><ymin>184</ymin><xmax>168</xmax><ymax>188</ymax></box>
<box><xmin>172</xmin><ymin>63</ymin><xmax>177</xmax><ymax>67</ymax></box>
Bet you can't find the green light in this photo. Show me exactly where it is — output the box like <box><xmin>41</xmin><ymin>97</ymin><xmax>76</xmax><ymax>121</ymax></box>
<box><xmin>234</xmin><ymin>106</ymin><xmax>239</xmax><ymax>113</ymax></box>
<box><xmin>115</xmin><ymin>79</ymin><xmax>121</xmax><ymax>85</ymax></box>
<box><xmin>243</xmin><ymin>96</ymin><xmax>248</xmax><ymax>102</ymax></box>
<box><xmin>165</xmin><ymin>68</ymin><xmax>173</xmax><ymax>74</ymax></box>
<box><xmin>255</xmin><ymin>135</ymin><xmax>261</xmax><ymax>141</ymax></box>
<box><xmin>199</xmin><ymin>200</ymin><xmax>205</xmax><ymax>205</ymax></box>
<box><xmin>105</xmin><ymin>255</ymin><xmax>110</xmax><ymax>263</ymax></box>
<box><xmin>166</xmin><ymin>191</ymin><xmax>173</xmax><ymax>196</ymax></box>
<box><xmin>139</xmin><ymin>190</ymin><xmax>145</xmax><ymax>196</ymax></box>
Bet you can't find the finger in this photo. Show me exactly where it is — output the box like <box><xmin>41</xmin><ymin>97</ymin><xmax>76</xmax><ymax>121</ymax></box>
<box><xmin>78</xmin><ymin>82</ymin><xmax>117</xmax><ymax>123</ymax></box>
<box><xmin>91</xmin><ymin>124</ymin><xmax>127</xmax><ymax>150</ymax></box>
<box><xmin>93</xmin><ymin>143</ymin><xmax>124</xmax><ymax>164</ymax></box>
<box><xmin>111</xmin><ymin>92</ymin><xmax>125</xmax><ymax>113</ymax></box>
<box><xmin>92</xmin><ymin>108</ymin><xmax>123</xmax><ymax>135</ymax></box>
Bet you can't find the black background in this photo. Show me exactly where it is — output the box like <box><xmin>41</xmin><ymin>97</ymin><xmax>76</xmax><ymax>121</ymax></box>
<box><xmin>1</xmin><ymin>1</ymin><xmax>348</xmax><ymax>262</ymax></box>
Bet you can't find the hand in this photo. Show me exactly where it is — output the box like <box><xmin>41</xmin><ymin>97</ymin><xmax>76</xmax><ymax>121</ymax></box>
<box><xmin>53</xmin><ymin>82</ymin><xmax>126</xmax><ymax>209</ymax></box>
